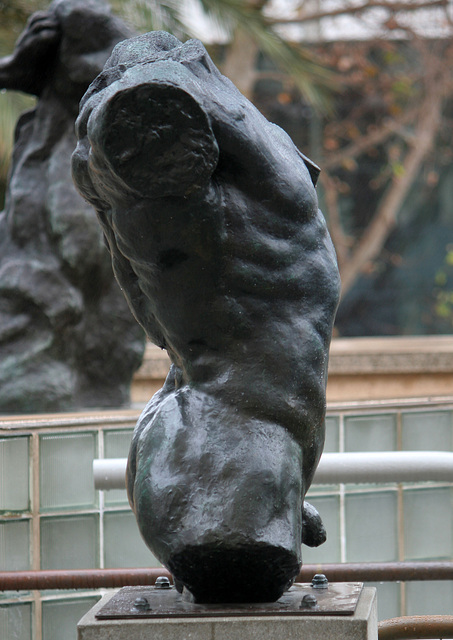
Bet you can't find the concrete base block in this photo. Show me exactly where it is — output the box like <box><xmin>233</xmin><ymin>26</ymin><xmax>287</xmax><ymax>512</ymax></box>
<box><xmin>78</xmin><ymin>586</ymin><xmax>377</xmax><ymax>640</ymax></box>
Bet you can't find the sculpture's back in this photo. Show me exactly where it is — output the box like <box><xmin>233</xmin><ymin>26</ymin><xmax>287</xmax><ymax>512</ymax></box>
<box><xmin>73</xmin><ymin>32</ymin><xmax>340</xmax><ymax>603</ymax></box>
<box><xmin>0</xmin><ymin>0</ymin><xmax>145</xmax><ymax>413</ymax></box>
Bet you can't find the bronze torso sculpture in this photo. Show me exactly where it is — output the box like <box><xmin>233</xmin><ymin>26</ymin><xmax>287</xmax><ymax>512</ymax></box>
<box><xmin>73</xmin><ymin>31</ymin><xmax>340</xmax><ymax>602</ymax></box>
<box><xmin>0</xmin><ymin>0</ymin><xmax>144</xmax><ymax>412</ymax></box>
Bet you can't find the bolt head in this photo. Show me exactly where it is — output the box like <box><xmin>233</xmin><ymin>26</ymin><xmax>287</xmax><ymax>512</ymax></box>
<box><xmin>301</xmin><ymin>593</ymin><xmax>318</xmax><ymax>608</ymax></box>
<box><xmin>133</xmin><ymin>596</ymin><xmax>150</xmax><ymax>610</ymax></box>
<box><xmin>155</xmin><ymin>576</ymin><xmax>171</xmax><ymax>589</ymax></box>
<box><xmin>311</xmin><ymin>573</ymin><xmax>328</xmax><ymax>589</ymax></box>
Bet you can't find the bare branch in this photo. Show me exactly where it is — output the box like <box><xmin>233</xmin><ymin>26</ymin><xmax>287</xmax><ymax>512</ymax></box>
<box><xmin>269</xmin><ymin>1</ymin><xmax>448</xmax><ymax>25</ymax></box>
<box><xmin>323</xmin><ymin>109</ymin><xmax>418</xmax><ymax>171</ymax></box>
<box><xmin>339</xmin><ymin>88</ymin><xmax>444</xmax><ymax>298</ymax></box>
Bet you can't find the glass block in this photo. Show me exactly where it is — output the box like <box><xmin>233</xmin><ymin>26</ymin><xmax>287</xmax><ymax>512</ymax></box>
<box><xmin>0</xmin><ymin>520</ymin><xmax>30</xmax><ymax>571</ymax></box>
<box><xmin>104</xmin><ymin>511</ymin><xmax>161</xmax><ymax>568</ymax></box>
<box><xmin>41</xmin><ymin>515</ymin><xmax>98</xmax><ymax>570</ymax></box>
<box><xmin>345</xmin><ymin>491</ymin><xmax>398</xmax><ymax>562</ymax></box>
<box><xmin>40</xmin><ymin>432</ymin><xmax>96</xmax><ymax>511</ymax></box>
<box><xmin>403</xmin><ymin>487</ymin><xmax>453</xmax><ymax>560</ymax></box>
<box><xmin>42</xmin><ymin>597</ymin><xmax>99</xmax><ymax>640</ymax></box>
<box><xmin>402</xmin><ymin>411</ymin><xmax>452</xmax><ymax>451</ymax></box>
<box><xmin>366</xmin><ymin>581</ymin><xmax>401</xmax><ymax>621</ymax></box>
<box><xmin>0</xmin><ymin>437</ymin><xmax>29</xmax><ymax>512</ymax></box>
<box><xmin>104</xmin><ymin>429</ymin><xmax>133</xmax><ymax>506</ymax></box>
<box><xmin>345</xmin><ymin>414</ymin><xmax>396</xmax><ymax>452</ymax></box>
<box><xmin>0</xmin><ymin>603</ymin><xmax>32</xmax><ymax>640</ymax></box>
<box><xmin>406</xmin><ymin>580</ymin><xmax>453</xmax><ymax>616</ymax></box>
<box><xmin>302</xmin><ymin>496</ymin><xmax>341</xmax><ymax>564</ymax></box>
<box><xmin>104</xmin><ymin>429</ymin><xmax>133</xmax><ymax>458</ymax></box>
<box><xmin>324</xmin><ymin>416</ymin><xmax>340</xmax><ymax>453</ymax></box>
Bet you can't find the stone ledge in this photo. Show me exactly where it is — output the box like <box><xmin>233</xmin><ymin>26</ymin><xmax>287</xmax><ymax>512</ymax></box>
<box><xmin>134</xmin><ymin>336</ymin><xmax>453</xmax><ymax>381</ymax></box>
<box><xmin>78</xmin><ymin>586</ymin><xmax>377</xmax><ymax>640</ymax></box>
<box><xmin>329</xmin><ymin>336</ymin><xmax>453</xmax><ymax>374</ymax></box>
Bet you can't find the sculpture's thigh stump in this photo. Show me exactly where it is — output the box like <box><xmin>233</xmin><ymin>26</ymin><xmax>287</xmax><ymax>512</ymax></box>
<box><xmin>131</xmin><ymin>391</ymin><xmax>304</xmax><ymax>602</ymax></box>
<box><xmin>77</xmin><ymin>587</ymin><xmax>378</xmax><ymax>640</ymax></box>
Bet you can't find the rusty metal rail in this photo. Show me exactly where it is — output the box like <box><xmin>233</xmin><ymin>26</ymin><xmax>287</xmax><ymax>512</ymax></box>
<box><xmin>1</xmin><ymin>562</ymin><xmax>452</xmax><ymax>591</ymax></box>
<box><xmin>378</xmin><ymin>615</ymin><xmax>453</xmax><ymax>639</ymax></box>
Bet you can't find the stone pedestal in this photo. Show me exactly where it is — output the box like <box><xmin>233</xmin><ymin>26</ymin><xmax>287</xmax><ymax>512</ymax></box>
<box><xmin>78</xmin><ymin>585</ymin><xmax>377</xmax><ymax>640</ymax></box>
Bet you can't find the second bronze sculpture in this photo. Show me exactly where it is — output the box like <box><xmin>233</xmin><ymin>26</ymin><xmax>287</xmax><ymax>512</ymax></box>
<box><xmin>73</xmin><ymin>31</ymin><xmax>340</xmax><ymax>603</ymax></box>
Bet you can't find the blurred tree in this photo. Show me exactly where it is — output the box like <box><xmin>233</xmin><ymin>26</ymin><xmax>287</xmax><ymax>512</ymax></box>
<box><xmin>252</xmin><ymin>0</ymin><xmax>453</xmax><ymax>334</ymax></box>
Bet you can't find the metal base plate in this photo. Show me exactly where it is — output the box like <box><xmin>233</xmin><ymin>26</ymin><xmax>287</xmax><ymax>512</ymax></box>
<box><xmin>96</xmin><ymin>582</ymin><xmax>363</xmax><ymax>619</ymax></box>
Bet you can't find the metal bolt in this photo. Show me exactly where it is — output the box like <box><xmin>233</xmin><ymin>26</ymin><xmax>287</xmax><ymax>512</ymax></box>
<box><xmin>300</xmin><ymin>593</ymin><xmax>318</xmax><ymax>608</ymax></box>
<box><xmin>311</xmin><ymin>573</ymin><xmax>328</xmax><ymax>589</ymax></box>
<box><xmin>133</xmin><ymin>596</ymin><xmax>150</xmax><ymax>610</ymax></box>
<box><xmin>155</xmin><ymin>576</ymin><xmax>171</xmax><ymax>589</ymax></box>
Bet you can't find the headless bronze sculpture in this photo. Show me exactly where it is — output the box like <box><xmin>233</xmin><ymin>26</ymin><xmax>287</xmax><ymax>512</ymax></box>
<box><xmin>73</xmin><ymin>31</ymin><xmax>340</xmax><ymax>603</ymax></box>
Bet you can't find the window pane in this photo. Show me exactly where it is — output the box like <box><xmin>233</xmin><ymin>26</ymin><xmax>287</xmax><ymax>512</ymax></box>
<box><xmin>403</xmin><ymin>487</ymin><xmax>453</xmax><ymax>560</ymax></box>
<box><xmin>40</xmin><ymin>433</ymin><xmax>96</xmax><ymax>510</ymax></box>
<box><xmin>0</xmin><ymin>603</ymin><xmax>32</xmax><ymax>640</ymax></box>
<box><xmin>402</xmin><ymin>411</ymin><xmax>452</xmax><ymax>451</ymax></box>
<box><xmin>406</xmin><ymin>580</ymin><xmax>453</xmax><ymax>616</ymax></box>
<box><xmin>0</xmin><ymin>437</ymin><xmax>29</xmax><ymax>511</ymax></box>
<box><xmin>104</xmin><ymin>429</ymin><xmax>133</xmax><ymax>506</ymax></box>
<box><xmin>324</xmin><ymin>417</ymin><xmax>340</xmax><ymax>453</ymax></box>
<box><xmin>302</xmin><ymin>495</ymin><xmax>341</xmax><ymax>564</ymax></box>
<box><xmin>41</xmin><ymin>515</ymin><xmax>98</xmax><ymax>570</ymax></box>
<box><xmin>104</xmin><ymin>511</ymin><xmax>160</xmax><ymax>568</ymax></box>
<box><xmin>345</xmin><ymin>414</ymin><xmax>396</xmax><ymax>452</ymax></box>
<box><xmin>345</xmin><ymin>492</ymin><xmax>398</xmax><ymax>562</ymax></box>
<box><xmin>42</xmin><ymin>598</ymin><xmax>99</xmax><ymax>640</ymax></box>
<box><xmin>366</xmin><ymin>582</ymin><xmax>400</xmax><ymax>621</ymax></box>
<box><xmin>0</xmin><ymin>520</ymin><xmax>30</xmax><ymax>570</ymax></box>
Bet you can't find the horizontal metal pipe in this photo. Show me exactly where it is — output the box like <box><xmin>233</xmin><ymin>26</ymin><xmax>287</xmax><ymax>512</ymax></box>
<box><xmin>94</xmin><ymin>451</ymin><xmax>453</xmax><ymax>490</ymax></box>
<box><xmin>1</xmin><ymin>562</ymin><xmax>452</xmax><ymax>591</ymax></box>
<box><xmin>93</xmin><ymin>458</ymin><xmax>127</xmax><ymax>491</ymax></box>
<box><xmin>316</xmin><ymin>451</ymin><xmax>453</xmax><ymax>484</ymax></box>
<box><xmin>378</xmin><ymin>615</ymin><xmax>453</xmax><ymax>639</ymax></box>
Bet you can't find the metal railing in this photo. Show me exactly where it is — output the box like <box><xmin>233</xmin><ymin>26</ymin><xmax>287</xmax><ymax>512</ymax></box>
<box><xmin>93</xmin><ymin>451</ymin><xmax>453</xmax><ymax>490</ymax></box>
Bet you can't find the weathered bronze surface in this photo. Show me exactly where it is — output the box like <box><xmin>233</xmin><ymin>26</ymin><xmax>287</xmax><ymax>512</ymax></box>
<box><xmin>73</xmin><ymin>31</ymin><xmax>340</xmax><ymax>603</ymax></box>
<box><xmin>0</xmin><ymin>0</ymin><xmax>145</xmax><ymax>413</ymax></box>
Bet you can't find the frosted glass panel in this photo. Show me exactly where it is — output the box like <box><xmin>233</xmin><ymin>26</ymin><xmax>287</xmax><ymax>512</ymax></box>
<box><xmin>104</xmin><ymin>429</ymin><xmax>133</xmax><ymax>506</ymax></box>
<box><xmin>104</xmin><ymin>430</ymin><xmax>133</xmax><ymax>457</ymax></box>
<box><xmin>42</xmin><ymin>598</ymin><xmax>99</xmax><ymax>640</ymax></box>
<box><xmin>0</xmin><ymin>520</ymin><xmax>30</xmax><ymax>571</ymax></box>
<box><xmin>406</xmin><ymin>580</ymin><xmax>453</xmax><ymax>615</ymax></box>
<box><xmin>41</xmin><ymin>515</ymin><xmax>98</xmax><ymax>570</ymax></box>
<box><xmin>403</xmin><ymin>488</ymin><xmax>453</xmax><ymax>560</ymax></box>
<box><xmin>0</xmin><ymin>437</ymin><xmax>29</xmax><ymax>511</ymax></box>
<box><xmin>0</xmin><ymin>603</ymin><xmax>32</xmax><ymax>640</ymax></box>
<box><xmin>345</xmin><ymin>414</ymin><xmax>396</xmax><ymax>452</ymax></box>
<box><xmin>367</xmin><ymin>582</ymin><xmax>400</xmax><ymax>621</ymax></box>
<box><xmin>40</xmin><ymin>432</ymin><xmax>96</xmax><ymax>510</ymax></box>
<box><xmin>402</xmin><ymin>411</ymin><xmax>452</xmax><ymax>451</ymax></box>
<box><xmin>104</xmin><ymin>511</ymin><xmax>160</xmax><ymax>568</ymax></box>
<box><xmin>324</xmin><ymin>417</ymin><xmax>339</xmax><ymax>453</ymax></box>
<box><xmin>302</xmin><ymin>496</ymin><xmax>341</xmax><ymax>564</ymax></box>
<box><xmin>345</xmin><ymin>492</ymin><xmax>398</xmax><ymax>562</ymax></box>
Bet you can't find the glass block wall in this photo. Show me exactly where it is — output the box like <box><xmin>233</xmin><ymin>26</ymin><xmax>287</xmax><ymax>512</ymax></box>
<box><xmin>1</xmin><ymin>400</ymin><xmax>453</xmax><ymax>639</ymax></box>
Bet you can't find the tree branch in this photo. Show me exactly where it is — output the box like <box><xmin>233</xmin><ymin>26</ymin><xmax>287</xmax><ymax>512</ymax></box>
<box><xmin>339</xmin><ymin>88</ymin><xmax>444</xmax><ymax>298</ymax></box>
<box><xmin>323</xmin><ymin>109</ymin><xmax>418</xmax><ymax>171</ymax></box>
<box><xmin>269</xmin><ymin>1</ymin><xmax>448</xmax><ymax>25</ymax></box>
